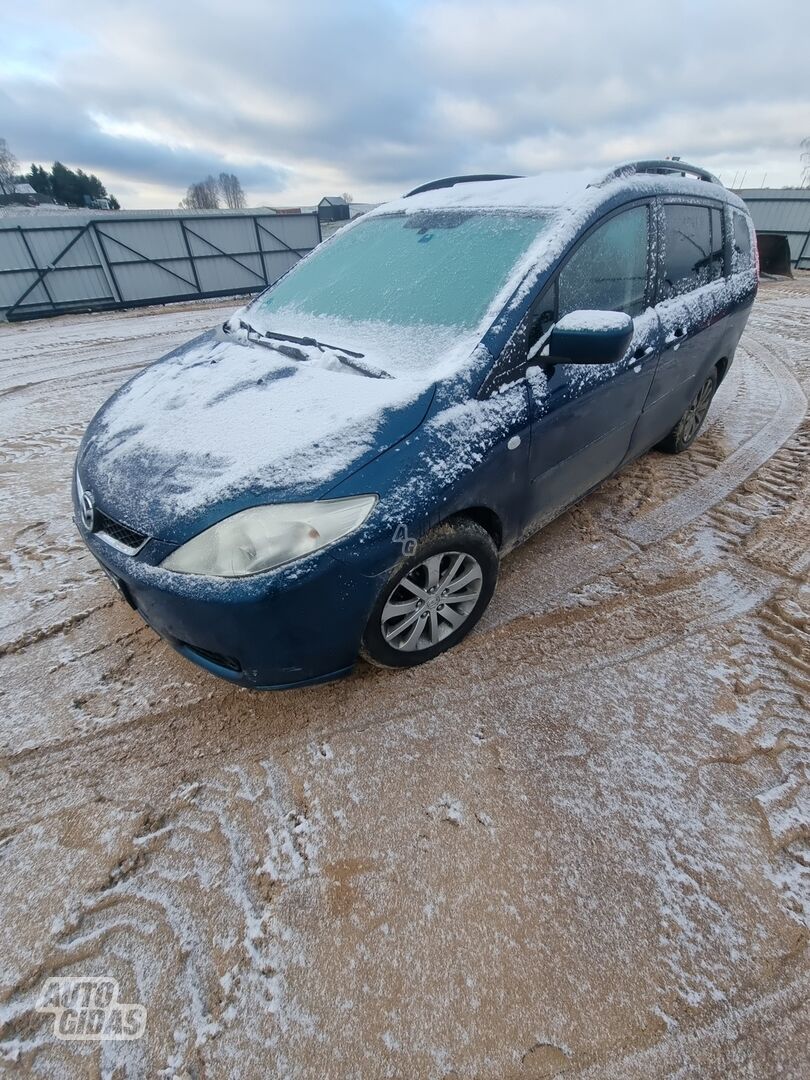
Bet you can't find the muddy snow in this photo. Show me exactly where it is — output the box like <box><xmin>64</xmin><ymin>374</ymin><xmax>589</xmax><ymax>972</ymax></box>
<box><xmin>0</xmin><ymin>281</ymin><xmax>807</xmax><ymax>1078</ymax></box>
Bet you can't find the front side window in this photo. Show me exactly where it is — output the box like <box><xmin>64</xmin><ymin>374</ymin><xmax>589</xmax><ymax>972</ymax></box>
<box><xmin>558</xmin><ymin>205</ymin><xmax>649</xmax><ymax>319</ymax></box>
<box><xmin>731</xmin><ymin>209</ymin><xmax>753</xmax><ymax>273</ymax></box>
<box><xmin>661</xmin><ymin>203</ymin><xmax>714</xmax><ymax>298</ymax></box>
<box><xmin>252</xmin><ymin>209</ymin><xmax>551</xmax><ymax>333</ymax></box>
<box><xmin>526</xmin><ymin>281</ymin><xmax>556</xmax><ymax>348</ymax></box>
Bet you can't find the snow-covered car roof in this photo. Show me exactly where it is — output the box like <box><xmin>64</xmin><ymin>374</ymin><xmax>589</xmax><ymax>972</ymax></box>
<box><xmin>369</xmin><ymin>161</ymin><xmax>748</xmax><ymax>218</ymax></box>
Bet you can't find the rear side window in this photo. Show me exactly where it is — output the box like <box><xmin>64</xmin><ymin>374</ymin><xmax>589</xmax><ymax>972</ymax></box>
<box><xmin>731</xmin><ymin>209</ymin><xmax>753</xmax><ymax>273</ymax></box>
<box><xmin>558</xmin><ymin>205</ymin><xmax>649</xmax><ymax>318</ymax></box>
<box><xmin>661</xmin><ymin>203</ymin><xmax>714</xmax><ymax>298</ymax></box>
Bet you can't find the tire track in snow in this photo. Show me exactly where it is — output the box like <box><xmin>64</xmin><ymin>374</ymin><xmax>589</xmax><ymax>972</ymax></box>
<box><xmin>619</xmin><ymin>342</ymin><xmax>806</xmax><ymax>546</ymax></box>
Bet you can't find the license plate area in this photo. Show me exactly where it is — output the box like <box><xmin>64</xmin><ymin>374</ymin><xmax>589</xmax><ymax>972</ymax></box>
<box><xmin>99</xmin><ymin>564</ymin><xmax>137</xmax><ymax>610</ymax></box>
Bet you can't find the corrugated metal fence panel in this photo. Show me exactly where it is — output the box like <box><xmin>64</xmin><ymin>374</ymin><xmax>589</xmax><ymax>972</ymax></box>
<box><xmin>0</xmin><ymin>229</ymin><xmax>43</xmax><ymax>311</ymax></box>
<box><xmin>97</xmin><ymin>219</ymin><xmax>199</xmax><ymax>302</ymax></box>
<box><xmin>0</xmin><ymin>210</ymin><xmax>321</xmax><ymax>321</ymax></box>
<box><xmin>184</xmin><ymin>217</ymin><xmax>266</xmax><ymax>294</ymax></box>
<box><xmin>737</xmin><ymin>189</ymin><xmax>810</xmax><ymax>270</ymax></box>
<box><xmin>257</xmin><ymin>213</ymin><xmax>320</xmax><ymax>252</ymax></box>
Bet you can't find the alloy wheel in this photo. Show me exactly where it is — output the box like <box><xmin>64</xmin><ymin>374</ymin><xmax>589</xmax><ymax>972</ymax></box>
<box><xmin>380</xmin><ymin>551</ymin><xmax>484</xmax><ymax>652</ymax></box>
<box><xmin>682</xmin><ymin>377</ymin><xmax>714</xmax><ymax>443</ymax></box>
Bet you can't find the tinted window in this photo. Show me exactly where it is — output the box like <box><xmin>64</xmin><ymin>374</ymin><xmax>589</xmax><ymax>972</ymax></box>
<box><xmin>731</xmin><ymin>209</ymin><xmax>753</xmax><ymax>273</ymax></box>
<box><xmin>558</xmin><ymin>206</ymin><xmax>649</xmax><ymax>318</ymax></box>
<box><xmin>661</xmin><ymin>204</ymin><xmax>713</xmax><ymax>298</ymax></box>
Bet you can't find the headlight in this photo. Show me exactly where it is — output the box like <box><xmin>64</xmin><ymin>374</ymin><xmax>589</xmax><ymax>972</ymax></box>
<box><xmin>160</xmin><ymin>495</ymin><xmax>377</xmax><ymax>577</ymax></box>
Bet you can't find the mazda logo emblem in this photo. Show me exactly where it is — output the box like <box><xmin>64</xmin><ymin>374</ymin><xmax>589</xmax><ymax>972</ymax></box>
<box><xmin>80</xmin><ymin>490</ymin><xmax>96</xmax><ymax>532</ymax></box>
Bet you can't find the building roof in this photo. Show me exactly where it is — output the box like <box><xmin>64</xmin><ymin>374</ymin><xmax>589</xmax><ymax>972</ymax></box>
<box><xmin>735</xmin><ymin>188</ymin><xmax>810</xmax><ymax>269</ymax></box>
<box><xmin>737</xmin><ymin>187</ymin><xmax>810</xmax><ymax>199</ymax></box>
<box><xmin>735</xmin><ymin>188</ymin><xmax>810</xmax><ymax>228</ymax></box>
<box><xmin>319</xmin><ymin>196</ymin><xmax>348</xmax><ymax>207</ymax></box>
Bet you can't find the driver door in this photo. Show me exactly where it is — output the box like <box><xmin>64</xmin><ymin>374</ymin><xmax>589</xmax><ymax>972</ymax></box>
<box><xmin>523</xmin><ymin>202</ymin><xmax>662</xmax><ymax>530</ymax></box>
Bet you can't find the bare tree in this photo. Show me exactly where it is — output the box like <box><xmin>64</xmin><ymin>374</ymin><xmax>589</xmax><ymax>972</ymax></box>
<box><xmin>180</xmin><ymin>175</ymin><xmax>221</xmax><ymax>210</ymax></box>
<box><xmin>218</xmin><ymin>172</ymin><xmax>246</xmax><ymax>209</ymax></box>
<box><xmin>0</xmin><ymin>137</ymin><xmax>19</xmax><ymax>195</ymax></box>
<box><xmin>802</xmin><ymin>138</ymin><xmax>810</xmax><ymax>188</ymax></box>
<box><xmin>340</xmin><ymin>191</ymin><xmax>354</xmax><ymax>204</ymax></box>
<box><xmin>201</xmin><ymin>175</ymin><xmax>222</xmax><ymax>207</ymax></box>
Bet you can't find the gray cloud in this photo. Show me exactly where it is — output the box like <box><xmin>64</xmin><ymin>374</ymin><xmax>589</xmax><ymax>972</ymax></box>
<box><xmin>0</xmin><ymin>85</ymin><xmax>289</xmax><ymax>192</ymax></box>
<box><xmin>2</xmin><ymin>0</ymin><xmax>808</xmax><ymax>207</ymax></box>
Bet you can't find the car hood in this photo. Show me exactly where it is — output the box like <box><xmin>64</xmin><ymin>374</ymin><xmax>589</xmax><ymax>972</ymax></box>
<box><xmin>78</xmin><ymin>329</ymin><xmax>437</xmax><ymax>543</ymax></box>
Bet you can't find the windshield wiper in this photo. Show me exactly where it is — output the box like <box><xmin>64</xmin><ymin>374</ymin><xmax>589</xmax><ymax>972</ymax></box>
<box><xmin>222</xmin><ymin>318</ymin><xmax>392</xmax><ymax>379</ymax></box>
<box><xmin>225</xmin><ymin>317</ymin><xmax>364</xmax><ymax>357</ymax></box>
<box><xmin>330</xmin><ymin>354</ymin><xmax>393</xmax><ymax>380</ymax></box>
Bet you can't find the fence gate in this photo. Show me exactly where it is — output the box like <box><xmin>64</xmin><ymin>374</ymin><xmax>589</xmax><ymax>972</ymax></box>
<box><xmin>0</xmin><ymin>209</ymin><xmax>321</xmax><ymax>321</ymax></box>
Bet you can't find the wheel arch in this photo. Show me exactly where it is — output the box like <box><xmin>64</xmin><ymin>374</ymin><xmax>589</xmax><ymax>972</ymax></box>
<box><xmin>443</xmin><ymin>505</ymin><xmax>504</xmax><ymax>550</ymax></box>
<box><xmin>715</xmin><ymin>356</ymin><xmax>730</xmax><ymax>384</ymax></box>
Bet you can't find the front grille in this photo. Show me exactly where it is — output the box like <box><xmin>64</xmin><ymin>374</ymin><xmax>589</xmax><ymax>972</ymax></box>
<box><xmin>95</xmin><ymin>508</ymin><xmax>148</xmax><ymax>552</ymax></box>
<box><xmin>183</xmin><ymin>643</ymin><xmax>242</xmax><ymax>673</ymax></box>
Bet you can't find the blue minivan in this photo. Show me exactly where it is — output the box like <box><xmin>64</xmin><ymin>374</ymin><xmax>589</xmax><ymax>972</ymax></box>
<box><xmin>74</xmin><ymin>160</ymin><xmax>757</xmax><ymax>688</ymax></box>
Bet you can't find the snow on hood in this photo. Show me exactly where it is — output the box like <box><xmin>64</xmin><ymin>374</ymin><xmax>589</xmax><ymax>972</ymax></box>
<box><xmin>80</xmin><ymin>323</ymin><xmax>460</xmax><ymax>540</ymax></box>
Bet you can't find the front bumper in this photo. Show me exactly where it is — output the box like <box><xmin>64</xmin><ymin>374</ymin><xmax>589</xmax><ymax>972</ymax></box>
<box><xmin>73</xmin><ymin>489</ymin><xmax>387</xmax><ymax>690</ymax></box>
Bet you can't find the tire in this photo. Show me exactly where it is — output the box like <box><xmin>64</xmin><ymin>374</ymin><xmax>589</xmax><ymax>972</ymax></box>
<box><xmin>656</xmin><ymin>369</ymin><xmax>718</xmax><ymax>454</ymax></box>
<box><xmin>361</xmin><ymin>518</ymin><xmax>498</xmax><ymax>669</ymax></box>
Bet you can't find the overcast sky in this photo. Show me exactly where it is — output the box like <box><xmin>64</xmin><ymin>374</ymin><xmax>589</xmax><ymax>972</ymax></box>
<box><xmin>2</xmin><ymin>0</ymin><xmax>808</xmax><ymax>209</ymax></box>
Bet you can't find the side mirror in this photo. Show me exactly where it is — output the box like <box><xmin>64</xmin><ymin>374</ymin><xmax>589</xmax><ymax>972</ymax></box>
<box><xmin>547</xmin><ymin>310</ymin><xmax>633</xmax><ymax>365</ymax></box>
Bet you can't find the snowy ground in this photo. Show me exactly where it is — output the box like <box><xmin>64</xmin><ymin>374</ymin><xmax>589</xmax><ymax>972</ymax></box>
<box><xmin>0</xmin><ymin>281</ymin><xmax>808</xmax><ymax>1078</ymax></box>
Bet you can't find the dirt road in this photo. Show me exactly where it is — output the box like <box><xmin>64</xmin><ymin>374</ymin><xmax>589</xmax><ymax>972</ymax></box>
<box><xmin>0</xmin><ymin>281</ymin><xmax>807</xmax><ymax>1077</ymax></box>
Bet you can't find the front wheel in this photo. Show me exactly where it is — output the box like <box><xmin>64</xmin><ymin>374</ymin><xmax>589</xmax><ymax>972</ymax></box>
<box><xmin>361</xmin><ymin>518</ymin><xmax>498</xmax><ymax>669</ymax></box>
<box><xmin>657</xmin><ymin>369</ymin><xmax>718</xmax><ymax>454</ymax></box>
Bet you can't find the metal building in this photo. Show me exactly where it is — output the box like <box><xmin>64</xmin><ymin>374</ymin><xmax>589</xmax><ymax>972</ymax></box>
<box><xmin>318</xmin><ymin>196</ymin><xmax>351</xmax><ymax>224</ymax></box>
<box><xmin>736</xmin><ymin>188</ymin><xmax>810</xmax><ymax>275</ymax></box>
<box><xmin>0</xmin><ymin>207</ymin><xmax>321</xmax><ymax>321</ymax></box>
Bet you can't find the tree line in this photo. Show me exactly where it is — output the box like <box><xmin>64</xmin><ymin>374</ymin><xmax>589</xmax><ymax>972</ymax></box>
<box><xmin>0</xmin><ymin>138</ymin><xmax>120</xmax><ymax>207</ymax></box>
<box><xmin>180</xmin><ymin>173</ymin><xmax>247</xmax><ymax>210</ymax></box>
<box><xmin>27</xmin><ymin>162</ymin><xmax>120</xmax><ymax>208</ymax></box>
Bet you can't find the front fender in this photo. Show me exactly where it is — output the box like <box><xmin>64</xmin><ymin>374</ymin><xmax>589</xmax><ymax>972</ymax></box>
<box><xmin>327</xmin><ymin>380</ymin><xmax>531</xmax><ymax>573</ymax></box>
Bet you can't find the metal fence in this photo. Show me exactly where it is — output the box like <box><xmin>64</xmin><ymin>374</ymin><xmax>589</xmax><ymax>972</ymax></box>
<box><xmin>0</xmin><ymin>209</ymin><xmax>321</xmax><ymax>321</ymax></box>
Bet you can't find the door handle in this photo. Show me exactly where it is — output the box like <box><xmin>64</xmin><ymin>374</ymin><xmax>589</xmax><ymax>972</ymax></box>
<box><xmin>633</xmin><ymin>345</ymin><xmax>654</xmax><ymax>360</ymax></box>
<box><xmin>673</xmin><ymin>326</ymin><xmax>686</xmax><ymax>338</ymax></box>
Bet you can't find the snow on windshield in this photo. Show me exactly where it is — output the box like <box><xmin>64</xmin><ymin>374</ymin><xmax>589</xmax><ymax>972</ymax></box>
<box><xmin>249</xmin><ymin>210</ymin><xmax>552</xmax><ymax>367</ymax></box>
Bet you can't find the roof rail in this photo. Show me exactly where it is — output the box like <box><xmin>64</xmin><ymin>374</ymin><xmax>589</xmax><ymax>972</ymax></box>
<box><xmin>594</xmin><ymin>160</ymin><xmax>722</xmax><ymax>187</ymax></box>
<box><xmin>404</xmin><ymin>174</ymin><xmax>524</xmax><ymax>198</ymax></box>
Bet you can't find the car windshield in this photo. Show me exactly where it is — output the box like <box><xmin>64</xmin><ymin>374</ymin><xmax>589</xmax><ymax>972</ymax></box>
<box><xmin>251</xmin><ymin>209</ymin><xmax>551</xmax><ymax>333</ymax></box>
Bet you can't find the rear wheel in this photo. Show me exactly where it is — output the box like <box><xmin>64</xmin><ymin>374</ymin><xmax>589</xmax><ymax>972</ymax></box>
<box><xmin>361</xmin><ymin>519</ymin><xmax>498</xmax><ymax>669</ymax></box>
<box><xmin>657</xmin><ymin>369</ymin><xmax>718</xmax><ymax>454</ymax></box>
